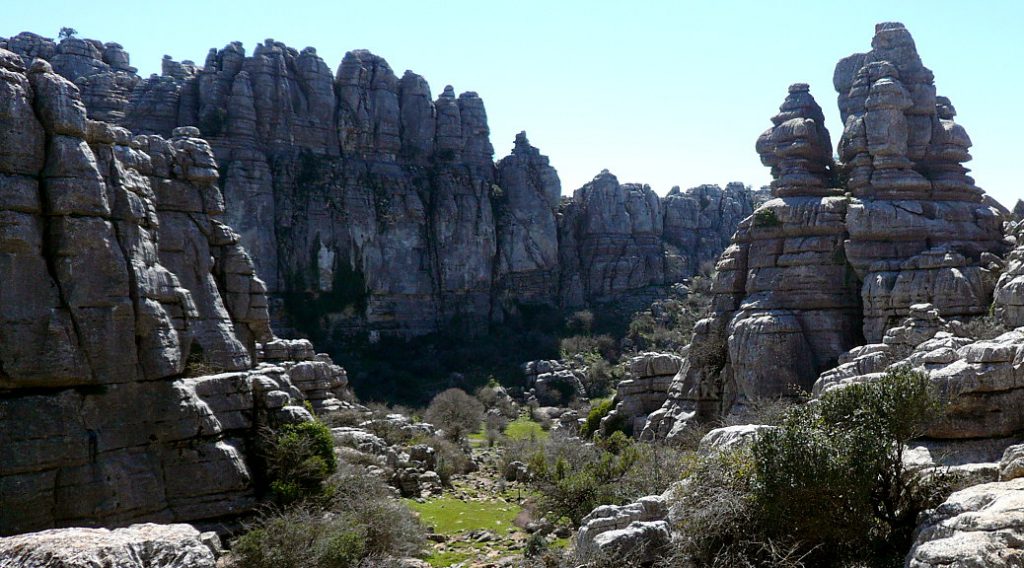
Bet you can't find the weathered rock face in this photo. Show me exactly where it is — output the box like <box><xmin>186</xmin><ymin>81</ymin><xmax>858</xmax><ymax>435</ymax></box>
<box><xmin>0</xmin><ymin>49</ymin><xmax>348</xmax><ymax>536</ymax></box>
<box><xmin>0</xmin><ymin>523</ymin><xmax>221</xmax><ymax>568</ymax></box>
<box><xmin>662</xmin><ymin>182</ymin><xmax>762</xmax><ymax>281</ymax></box>
<box><xmin>995</xmin><ymin>220</ymin><xmax>1024</xmax><ymax>328</ymax></box>
<box><xmin>574</xmin><ymin>496</ymin><xmax>670</xmax><ymax>563</ymax></box>
<box><xmin>835</xmin><ymin>23</ymin><xmax>1004</xmax><ymax>341</ymax></box>
<box><xmin>494</xmin><ymin>131</ymin><xmax>561</xmax><ymax>310</ymax></box>
<box><xmin>605</xmin><ymin>352</ymin><xmax>682</xmax><ymax>436</ymax></box>
<box><xmin>559</xmin><ymin>171</ymin><xmax>666</xmax><ymax>308</ymax></box>
<box><xmin>2</xmin><ymin>32</ymin><xmax>758</xmax><ymax>343</ymax></box>
<box><xmin>906</xmin><ymin>478</ymin><xmax>1024</xmax><ymax>568</ymax></box>
<box><xmin>649</xmin><ymin>23</ymin><xmax>1008</xmax><ymax>436</ymax></box>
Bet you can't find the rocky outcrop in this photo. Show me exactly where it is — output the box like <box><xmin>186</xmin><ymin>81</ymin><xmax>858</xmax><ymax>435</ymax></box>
<box><xmin>2</xmin><ymin>31</ymin><xmax>758</xmax><ymax>345</ymax></box>
<box><xmin>493</xmin><ymin>132</ymin><xmax>561</xmax><ymax>310</ymax></box>
<box><xmin>523</xmin><ymin>360</ymin><xmax>587</xmax><ymax>406</ymax></box>
<box><xmin>0</xmin><ymin>48</ymin><xmax>348</xmax><ymax>535</ymax></box>
<box><xmin>995</xmin><ymin>220</ymin><xmax>1024</xmax><ymax>328</ymax></box>
<box><xmin>605</xmin><ymin>352</ymin><xmax>682</xmax><ymax>436</ymax></box>
<box><xmin>649</xmin><ymin>23</ymin><xmax>1008</xmax><ymax>437</ymax></box>
<box><xmin>559</xmin><ymin>171</ymin><xmax>665</xmax><ymax>308</ymax></box>
<box><xmin>906</xmin><ymin>478</ymin><xmax>1024</xmax><ymax>568</ymax></box>
<box><xmin>662</xmin><ymin>182</ymin><xmax>763</xmax><ymax>280</ymax></box>
<box><xmin>574</xmin><ymin>496</ymin><xmax>670</xmax><ymax>562</ymax></box>
<box><xmin>0</xmin><ymin>523</ymin><xmax>221</xmax><ymax>568</ymax></box>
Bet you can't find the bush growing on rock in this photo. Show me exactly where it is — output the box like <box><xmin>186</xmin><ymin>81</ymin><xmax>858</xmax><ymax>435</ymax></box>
<box><xmin>261</xmin><ymin>418</ymin><xmax>337</xmax><ymax>504</ymax></box>
<box><xmin>752</xmin><ymin>367</ymin><xmax>952</xmax><ymax>565</ymax></box>
<box><xmin>580</xmin><ymin>398</ymin><xmax>629</xmax><ymax>439</ymax></box>
<box><xmin>424</xmin><ymin>388</ymin><xmax>486</xmax><ymax>442</ymax></box>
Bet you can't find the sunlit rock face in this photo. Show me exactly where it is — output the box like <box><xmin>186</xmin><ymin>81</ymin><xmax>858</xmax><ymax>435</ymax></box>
<box><xmin>1</xmin><ymin>31</ymin><xmax>759</xmax><ymax>344</ymax></box>
<box><xmin>649</xmin><ymin>22</ymin><xmax>1009</xmax><ymax>439</ymax></box>
<box><xmin>0</xmin><ymin>48</ymin><xmax>348</xmax><ymax>535</ymax></box>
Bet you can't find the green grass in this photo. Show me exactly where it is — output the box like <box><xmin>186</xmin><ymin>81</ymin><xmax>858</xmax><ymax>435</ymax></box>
<box><xmin>504</xmin><ymin>415</ymin><xmax>549</xmax><ymax>441</ymax></box>
<box><xmin>406</xmin><ymin>495</ymin><xmax>520</xmax><ymax>535</ymax></box>
<box><xmin>406</xmin><ymin>494</ymin><xmax>525</xmax><ymax>567</ymax></box>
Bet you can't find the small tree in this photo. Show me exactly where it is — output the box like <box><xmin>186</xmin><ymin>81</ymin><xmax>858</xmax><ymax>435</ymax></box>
<box><xmin>424</xmin><ymin>388</ymin><xmax>485</xmax><ymax>442</ymax></box>
<box><xmin>58</xmin><ymin>27</ymin><xmax>77</xmax><ymax>40</ymax></box>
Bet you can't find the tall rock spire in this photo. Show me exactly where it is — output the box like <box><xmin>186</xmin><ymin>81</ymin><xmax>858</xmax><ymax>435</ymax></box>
<box><xmin>755</xmin><ymin>83</ymin><xmax>837</xmax><ymax>197</ymax></box>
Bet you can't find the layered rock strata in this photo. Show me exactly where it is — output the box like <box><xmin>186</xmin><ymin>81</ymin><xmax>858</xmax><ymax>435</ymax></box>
<box><xmin>604</xmin><ymin>352</ymin><xmax>682</xmax><ymax>436</ymax></box>
<box><xmin>1</xmin><ymin>31</ymin><xmax>758</xmax><ymax>342</ymax></box>
<box><xmin>0</xmin><ymin>49</ymin><xmax>348</xmax><ymax>535</ymax></box>
<box><xmin>906</xmin><ymin>478</ymin><xmax>1024</xmax><ymax>568</ymax></box>
<box><xmin>558</xmin><ymin>171</ymin><xmax>665</xmax><ymax>307</ymax></box>
<box><xmin>650</xmin><ymin>23</ymin><xmax>1008</xmax><ymax>437</ymax></box>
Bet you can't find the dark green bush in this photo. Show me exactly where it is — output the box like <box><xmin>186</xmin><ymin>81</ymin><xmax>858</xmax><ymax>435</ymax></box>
<box><xmin>580</xmin><ymin>398</ymin><xmax>614</xmax><ymax>439</ymax></box>
<box><xmin>752</xmin><ymin>208</ymin><xmax>781</xmax><ymax>228</ymax></box>
<box><xmin>262</xmin><ymin>419</ymin><xmax>337</xmax><ymax>504</ymax></box>
<box><xmin>752</xmin><ymin>367</ymin><xmax>951</xmax><ymax>565</ymax></box>
<box><xmin>232</xmin><ymin>508</ymin><xmax>366</xmax><ymax>568</ymax></box>
<box><xmin>233</xmin><ymin>461</ymin><xmax>425</xmax><ymax>568</ymax></box>
<box><xmin>526</xmin><ymin>435</ymin><xmax>638</xmax><ymax>526</ymax></box>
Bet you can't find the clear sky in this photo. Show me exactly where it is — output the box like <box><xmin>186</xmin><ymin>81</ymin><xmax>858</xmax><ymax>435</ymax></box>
<box><xmin>4</xmin><ymin>1</ymin><xmax>1021</xmax><ymax>207</ymax></box>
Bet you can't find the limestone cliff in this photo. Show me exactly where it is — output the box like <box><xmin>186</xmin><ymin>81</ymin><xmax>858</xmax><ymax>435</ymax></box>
<box><xmin>0</xmin><ymin>31</ymin><xmax>759</xmax><ymax>343</ymax></box>
<box><xmin>0</xmin><ymin>48</ymin><xmax>348</xmax><ymax>535</ymax></box>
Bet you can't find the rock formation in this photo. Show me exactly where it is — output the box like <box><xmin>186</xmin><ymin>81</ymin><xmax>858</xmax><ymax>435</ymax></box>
<box><xmin>662</xmin><ymin>182</ymin><xmax>767</xmax><ymax>280</ymax></box>
<box><xmin>0</xmin><ymin>48</ymin><xmax>348</xmax><ymax>536</ymax></box>
<box><xmin>0</xmin><ymin>523</ymin><xmax>222</xmax><ymax>568</ymax></box>
<box><xmin>648</xmin><ymin>22</ymin><xmax>1008</xmax><ymax>439</ymax></box>
<box><xmin>559</xmin><ymin>171</ymin><xmax>665</xmax><ymax>308</ymax></box>
<box><xmin>906</xmin><ymin>478</ymin><xmax>1024</xmax><ymax>567</ymax></box>
<box><xmin>604</xmin><ymin>352</ymin><xmax>682</xmax><ymax>436</ymax></box>
<box><xmin>493</xmin><ymin>131</ymin><xmax>561</xmax><ymax>310</ymax></box>
<box><xmin>0</xmin><ymin>31</ymin><xmax>759</xmax><ymax>346</ymax></box>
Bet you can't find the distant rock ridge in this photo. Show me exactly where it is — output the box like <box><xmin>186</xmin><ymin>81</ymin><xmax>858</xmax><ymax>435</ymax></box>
<box><xmin>647</xmin><ymin>22</ymin><xmax>1010</xmax><ymax>439</ymax></box>
<box><xmin>0</xmin><ymin>31</ymin><xmax>760</xmax><ymax>343</ymax></box>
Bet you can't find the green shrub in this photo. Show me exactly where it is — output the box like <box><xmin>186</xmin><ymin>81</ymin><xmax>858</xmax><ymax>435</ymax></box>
<box><xmin>752</xmin><ymin>367</ymin><xmax>951</xmax><ymax>565</ymax></box>
<box><xmin>232</xmin><ymin>508</ymin><xmax>366</xmax><ymax>568</ymax></box>
<box><xmin>664</xmin><ymin>448</ymin><xmax>762</xmax><ymax>566</ymax></box>
<box><xmin>262</xmin><ymin>419</ymin><xmax>337</xmax><ymax>504</ymax></box>
<box><xmin>233</xmin><ymin>461</ymin><xmax>425</xmax><ymax>568</ymax></box>
<box><xmin>484</xmin><ymin>412</ymin><xmax>508</xmax><ymax>447</ymax></box>
<box><xmin>580</xmin><ymin>398</ymin><xmax>614</xmax><ymax>439</ymax></box>
<box><xmin>526</xmin><ymin>435</ymin><xmax>638</xmax><ymax>526</ymax></box>
<box><xmin>752</xmin><ymin>208</ymin><xmax>781</xmax><ymax>228</ymax></box>
<box><xmin>617</xmin><ymin>442</ymin><xmax>691</xmax><ymax>500</ymax></box>
<box><xmin>583</xmin><ymin>358</ymin><xmax>620</xmax><ymax>398</ymax></box>
<box><xmin>418</xmin><ymin>435</ymin><xmax>474</xmax><ymax>486</ymax></box>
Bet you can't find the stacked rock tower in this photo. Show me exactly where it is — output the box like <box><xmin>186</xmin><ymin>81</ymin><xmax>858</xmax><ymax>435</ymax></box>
<box><xmin>646</xmin><ymin>22</ymin><xmax>1008</xmax><ymax>438</ymax></box>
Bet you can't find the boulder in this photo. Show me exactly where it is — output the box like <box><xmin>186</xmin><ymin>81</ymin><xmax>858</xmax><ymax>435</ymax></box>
<box><xmin>0</xmin><ymin>523</ymin><xmax>219</xmax><ymax>568</ymax></box>
<box><xmin>907</xmin><ymin>478</ymin><xmax>1024</xmax><ymax>568</ymax></box>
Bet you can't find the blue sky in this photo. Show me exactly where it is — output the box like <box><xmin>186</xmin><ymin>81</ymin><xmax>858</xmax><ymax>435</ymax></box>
<box><xmin>5</xmin><ymin>1</ymin><xmax>1021</xmax><ymax>207</ymax></box>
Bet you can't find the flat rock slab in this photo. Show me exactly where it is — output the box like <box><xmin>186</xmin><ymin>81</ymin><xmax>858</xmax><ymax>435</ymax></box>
<box><xmin>0</xmin><ymin>523</ymin><xmax>219</xmax><ymax>568</ymax></box>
